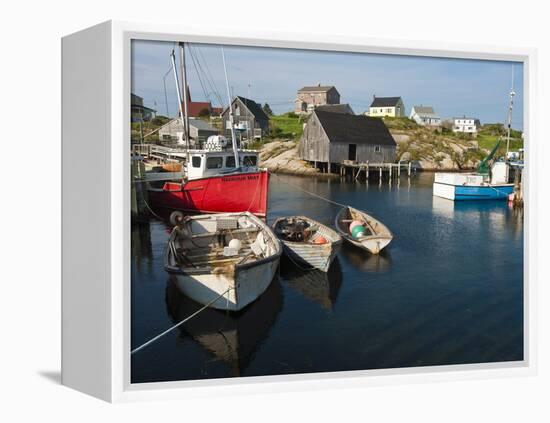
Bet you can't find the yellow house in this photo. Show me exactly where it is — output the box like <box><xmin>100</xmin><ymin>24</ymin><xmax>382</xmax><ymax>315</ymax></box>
<box><xmin>367</xmin><ymin>96</ymin><xmax>405</xmax><ymax>117</ymax></box>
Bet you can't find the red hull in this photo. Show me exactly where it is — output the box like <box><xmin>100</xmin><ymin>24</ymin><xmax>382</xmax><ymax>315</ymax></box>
<box><xmin>148</xmin><ymin>170</ymin><xmax>269</xmax><ymax>217</ymax></box>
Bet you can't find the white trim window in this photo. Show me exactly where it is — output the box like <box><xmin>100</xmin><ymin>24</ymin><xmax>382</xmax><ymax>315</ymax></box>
<box><xmin>374</xmin><ymin>145</ymin><xmax>381</xmax><ymax>153</ymax></box>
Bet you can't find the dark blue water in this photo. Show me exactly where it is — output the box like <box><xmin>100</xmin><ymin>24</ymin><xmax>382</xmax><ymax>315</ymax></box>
<box><xmin>131</xmin><ymin>173</ymin><xmax>524</xmax><ymax>383</ymax></box>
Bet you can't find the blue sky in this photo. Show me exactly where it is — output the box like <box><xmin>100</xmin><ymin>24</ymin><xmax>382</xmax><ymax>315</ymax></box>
<box><xmin>131</xmin><ymin>39</ymin><xmax>524</xmax><ymax>129</ymax></box>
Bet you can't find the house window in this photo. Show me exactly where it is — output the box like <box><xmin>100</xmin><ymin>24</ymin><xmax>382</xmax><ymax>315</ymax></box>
<box><xmin>374</xmin><ymin>145</ymin><xmax>381</xmax><ymax>153</ymax></box>
<box><xmin>206</xmin><ymin>157</ymin><xmax>223</xmax><ymax>169</ymax></box>
<box><xmin>235</xmin><ymin>106</ymin><xmax>240</xmax><ymax>116</ymax></box>
<box><xmin>191</xmin><ymin>156</ymin><xmax>202</xmax><ymax>168</ymax></box>
<box><xmin>387</xmin><ymin>108</ymin><xmax>392</xmax><ymax>113</ymax></box>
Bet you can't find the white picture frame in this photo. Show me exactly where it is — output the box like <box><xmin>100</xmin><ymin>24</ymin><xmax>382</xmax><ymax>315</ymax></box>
<box><xmin>61</xmin><ymin>20</ymin><xmax>538</xmax><ymax>403</ymax></box>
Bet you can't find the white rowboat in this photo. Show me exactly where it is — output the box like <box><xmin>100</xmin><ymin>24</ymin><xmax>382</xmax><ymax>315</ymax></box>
<box><xmin>335</xmin><ymin>206</ymin><xmax>393</xmax><ymax>254</ymax></box>
<box><xmin>164</xmin><ymin>212</ymin><xmax>282</xmax><ymax>311</ymax></box>
<box><xmin>272</xmin><ymin>216</ymin><xmax>342</xmax><ymax>272</ymax></box>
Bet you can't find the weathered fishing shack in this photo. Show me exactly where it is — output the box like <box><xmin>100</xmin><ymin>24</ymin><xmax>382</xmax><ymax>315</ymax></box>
<box><xmin>221</xmin><ymin>96</ymin><xmax>270</xmax><ymax>140</ymax></box>
<box><xmin>298</xmin><ymin>110</ymin><xmax>396</xmax><ymax>173</ymax></box>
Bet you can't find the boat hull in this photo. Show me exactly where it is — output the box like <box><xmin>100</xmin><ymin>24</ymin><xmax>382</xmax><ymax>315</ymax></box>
<box><xmin>273</xmin><ymin>216</ymin><xmax>342</xmax><ymax>272</ymax></box>
<box><xmin>149</xmin><ymin>170</ymin><xmax>269</xmax><ymax>217</ymax></box>
<box><xmin>341</xmin><ymin>236</ymin><xmax>392</xmax><ymax>255</ymax></box>
<box><xmin>282</xmin><ymin>240</ymin><xmax>341</xmax><ymax>272</ymax></box>
<box><xmin>335</xmin><ymin>207</ymin><xmax>393</xmax><ymax>255</ymax></box>
<box><xmin>433</xmin><ymin>182</ymin><xmax>514</xmax><ymax>201</ymax></box>
<box><xmin>172</xmin><ymin>258</ymin><xmax>279</xmax><ymax>311</ymax></box>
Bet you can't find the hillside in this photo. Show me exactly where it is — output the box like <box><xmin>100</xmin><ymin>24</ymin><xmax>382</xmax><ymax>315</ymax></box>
<box><xmin>259</xmin><ymin>116</ymin><xmax>523</xmax><ymax>173</ymax></box>
<box><xmin>387</xmin><ymin>118</ymin><xmax>522</xmax><ymax>170</ymax></box>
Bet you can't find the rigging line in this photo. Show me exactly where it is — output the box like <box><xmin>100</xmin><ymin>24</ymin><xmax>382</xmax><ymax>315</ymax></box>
<box><xmin>191</xmin><ymin>45</ymin><xmax>216</xmax><ymax>105</ymax></box>
<box><xmin>188</xmin><ymin>46</ymin><xmax>210</xmax><ymax>102</ymax></box>
<box><xmin>195</xmin><ymin>51</ymin><xmax>224</xmax><ymax>109</ymax></box>
<box><xmin>131</xmin><ymin>286</ymin><xmax>235</xmax><ymax>355</ymax></box>
<box><xmin>193</xmin><ymin>44</ymin><xmax>225</xmax><ymax>107</ymax></box>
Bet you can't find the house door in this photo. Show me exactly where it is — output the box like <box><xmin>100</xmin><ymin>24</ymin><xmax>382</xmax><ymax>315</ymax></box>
<box><xmin>348</xmin><ymin>144</ymin><xmax>357</xmax><ymax>161</ymax></box>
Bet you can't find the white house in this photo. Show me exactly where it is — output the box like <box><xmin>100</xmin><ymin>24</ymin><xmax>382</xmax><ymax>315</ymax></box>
<box><xmin>452</xmin><ymin>116</ymin><xmax>480</xmax><ymax>135</ymax></box>
<box><xmin>366</xmin><ymin>96</ymin><xmax>405</xmax><ymax>117</ymax></box>
<box><xmin>409</xmin><ymin>106</ymin><xmax>441</xmax><ymax>127</ymax></box>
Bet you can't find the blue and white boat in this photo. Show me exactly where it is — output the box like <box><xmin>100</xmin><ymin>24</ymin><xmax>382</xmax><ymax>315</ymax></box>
<box><xmin>433</xmin><ymin>168</ymin><xmax>514</xmax><ymax>201</ymax></box>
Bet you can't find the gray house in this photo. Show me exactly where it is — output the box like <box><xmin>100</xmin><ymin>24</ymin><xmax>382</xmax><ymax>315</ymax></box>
<box><xmin>158</xmin><ymin>118</ymin><xmax>219</xmax><ymax>146</ymax></box>
<box><xmin>131</xmin><ymin>93</ymin><xmax>156</xmax><ymax>122</ymax></box>
<box><xmin>299</xmin><ymin>110</ymin><xmax>396</xmax><ymax>172</ymax></box>
<box><xmin>295</xmin><ymin>85</ymin><xmax>340</xmax><ymax>113</ymax></box>
<box><xmin>221</xmin><ymin>96</ymin><xmax>269</xmax><ymax>140</ymax></box>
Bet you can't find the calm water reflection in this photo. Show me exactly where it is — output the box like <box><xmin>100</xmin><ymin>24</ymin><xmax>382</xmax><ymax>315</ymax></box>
<box><xmin>131</xmin><ymin>172</ymin><xmax>523</xmax><ymax>383</ymax></box>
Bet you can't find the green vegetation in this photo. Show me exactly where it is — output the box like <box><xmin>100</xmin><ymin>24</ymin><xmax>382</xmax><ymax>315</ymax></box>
<box><xmin>381</xmin><ymin>116</ymin><xmax>419</xmax><ymax>130</ymax></box>
<box><xmin>262</xmin><ymin>103</ymin><xmax>274</xmax><ymax>116</ymax></box>
<box><xmin>268</xmin><ymin>112</ymin><xmax>304</xmax><ymax>141</ymax></box>
<box><xmin>131</xmin><ymin>115</ymin><xmax>171</xmax><ymax>143</ymax></box>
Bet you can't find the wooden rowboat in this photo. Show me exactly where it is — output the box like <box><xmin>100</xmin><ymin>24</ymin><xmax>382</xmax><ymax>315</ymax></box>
<box><xmin>335</xmin><ymin>206</ymin><xmax>393</xmax><ymax>254</ymax></box>
<box><xmin>164</xmin><ymin>212</ymin><xmax>282</xmax><ymax>311</ymax></box>
<box><xmin>272</xmin><ymin>216</ymin><xmax>342</xmax><ymax>272</ymax></box>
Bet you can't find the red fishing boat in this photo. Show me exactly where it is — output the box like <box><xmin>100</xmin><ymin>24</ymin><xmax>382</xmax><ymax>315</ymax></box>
<box><xmin>148</xmin><ymin>148</ymin><xmax>269</xmax><ymax>217</ymax></box>
<box><xmin>147</xmin><ymin>43</ymin><xmax>270</xmax><ymax>218</ymax></box>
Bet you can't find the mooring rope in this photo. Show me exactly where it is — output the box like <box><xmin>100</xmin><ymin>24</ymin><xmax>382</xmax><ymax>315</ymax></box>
<box><xmin>131</xmin><ymin>286</ymin><xmax>234</xmax><ymax>355</ymax></box>
<box><xmin>269</xmin><ymin>172</ymin><xmax>348</xmax><ymax>209</ymax></box>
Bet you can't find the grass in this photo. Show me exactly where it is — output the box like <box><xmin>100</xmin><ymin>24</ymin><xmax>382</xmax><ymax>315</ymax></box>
<box><xmin>268</xmin><ymin>113</ymin><xmax>304</xmax><ymax>140</ymax></box>
<box><xmin>381</xmin><ymin>116</ymin><xmax>419</xmax><ymax>130</ymax></box>
<box><xmin>476</xmin><ymin>133</ymin><xmax>523</xmax><ymax>152</ymax></box>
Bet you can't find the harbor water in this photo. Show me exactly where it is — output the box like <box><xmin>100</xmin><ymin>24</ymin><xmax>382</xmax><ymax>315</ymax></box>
<box><xmin>131</xmin><ymin>172</ymin><xmax>524</xmax><ymax>383</ymax></box>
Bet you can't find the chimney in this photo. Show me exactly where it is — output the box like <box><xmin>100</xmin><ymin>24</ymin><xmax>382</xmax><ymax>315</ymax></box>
<box><xmin>317</xmin><ymin>82</ymin><xmax>321</xmax><ymax>87</ymax></box>
<box><xmin>373</xmin><ymin>94</ymin><xmax>376</xmax><ymax>100</ymax></box>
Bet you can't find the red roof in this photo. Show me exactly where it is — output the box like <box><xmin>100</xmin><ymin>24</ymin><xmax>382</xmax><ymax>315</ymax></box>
<box><xmin>179</xmin><ymin>86</ymin><xmax>219</xmax><ymax>117</ymax></box>
<box><xmin>184</xmin><ymin>101</ymin><xmax>211</xmax><ymax>117</ymax></box>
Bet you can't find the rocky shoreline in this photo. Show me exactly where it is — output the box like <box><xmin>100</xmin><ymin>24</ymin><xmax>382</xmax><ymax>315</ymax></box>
<box><xmin>258</xmin><ymin>136</ymin><xmax>482</xmax><ymax>176</ymax></box>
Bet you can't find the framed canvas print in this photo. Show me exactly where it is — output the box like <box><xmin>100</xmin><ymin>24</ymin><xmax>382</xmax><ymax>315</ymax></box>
<box><xmin>61</xmin><ymin>21</ymin><xmax>537</xmax><ymax>402</ymax></box>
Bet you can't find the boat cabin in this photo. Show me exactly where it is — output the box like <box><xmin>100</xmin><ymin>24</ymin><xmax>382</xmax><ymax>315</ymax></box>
<box><xmin>186</xmin><ymin>149</ymin><xmax>260</xmax><ymax>180</ymax></box>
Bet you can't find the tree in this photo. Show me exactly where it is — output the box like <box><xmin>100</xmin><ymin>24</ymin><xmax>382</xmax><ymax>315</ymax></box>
<box><xmin>198</xmin><ymin>108</ymin><xmax>211</xmax><ymax>118</ymax></box>
<box><xmin>262</xmin><ymin>103</ymin><xmax>273</xmax><ymax>116</ymax></box>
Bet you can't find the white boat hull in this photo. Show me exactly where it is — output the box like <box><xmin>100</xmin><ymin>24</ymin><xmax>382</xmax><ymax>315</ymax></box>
<box><xmin>335</xmin><ymin>206</ymin><xmax>393</xmax><ymax>254</ymax></box>
<box><xmin>173</xmin><ymin>259</ymin><xmax>279</xmax><ymax>311</ymax></box>
<box><xmin>283</xmin><ymin>241</ymin><xmax>341</xmax><ymax>272</ymax></box>
<box><xmin>343</xmin><ymin>236</ymin><xmax>392</xmax><ymax>255</ymax></box>
<box><xmin>273</xmin><ymin>216</ymin><xmax>343</xmax><ymax>272</ymax></box>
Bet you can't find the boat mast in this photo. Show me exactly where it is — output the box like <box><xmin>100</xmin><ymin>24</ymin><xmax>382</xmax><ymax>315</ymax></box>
<box><xmin>170</xmin><ymin>50</ymin><xmax>187</xmax><ymax>147</ymax></box>
<box><xmin>179</xmin><ymin>43</ymin><xmax>191</xmax><ymax>151</ymax></box>
<box><xmin>221</xmin><ymin>46</ymin><xmax>240</xmax><ymax>169</ymax></box>
<box><xmin>506</xmin><ymin>65</ymin><xmax>516</xmax><ymax>157</ymax></box>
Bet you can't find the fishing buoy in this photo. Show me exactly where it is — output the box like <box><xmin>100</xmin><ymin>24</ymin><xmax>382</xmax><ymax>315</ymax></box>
<box><xmin>351</xmin><ymin>225</ymin><xmax>366</xmax><ymax>239</ymax></box>
<box><xmin>349</xmin><ymin>220</ymin><xmax>363</xmax><ymax>233</ymax></box>
<box><xmin>313</xmin><ymin>236</ymin><xmax>328</xmax><ymax>244</ymax></box>
<box><xmin>169</xmin><ymin>211</ymin><xmax>185</xmax><ymax>226</ymax></box>
<box><xmin>228</xmin><ymin>238</ymin><xmax>242</xmax><ymax>251</ymax></box>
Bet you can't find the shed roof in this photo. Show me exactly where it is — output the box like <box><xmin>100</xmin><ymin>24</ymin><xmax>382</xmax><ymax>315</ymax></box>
<box><xmin>412</xmin><ymin>106</ymin><xmax>435</xmax><ymax>115</ymax></box>
<box><xmin>370</xmin><ymin>96</ymin><xmax>402</xmax><ymax>107</ymax></box>
<box><xmin>234</xmin><ymin>96</ymin><xmax>269</xmax><ymax>120</ymax></box>
<box><xmin>188</xmin><ymin>118</ymin><xmax>218</xmax><ymax>131</ymax></box>
<box><xmin>315</xmin><ymin>104</ymin><xmax>354</xmax><ymax>114</ymax></box>
<box><xmin>315</xmin><ymin>110</ymin><xmax>396</xmax><ymax>146</ymax></box>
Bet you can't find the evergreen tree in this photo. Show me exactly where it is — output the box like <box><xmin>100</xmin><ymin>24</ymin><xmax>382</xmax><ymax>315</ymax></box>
<box><xmin>262</xmin><ymin>103</ymin><xmax>273</xmax><ymax>116</ymax></box>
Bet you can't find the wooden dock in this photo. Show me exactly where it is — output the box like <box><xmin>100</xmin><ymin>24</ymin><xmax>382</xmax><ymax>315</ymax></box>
<box><xmin>338</xmin><ymin>160</ymin><xmax>412</xmax><ymax>181</ymax></box>
<box><xmin>132</xmin><ymin>143</ymin><xmax>187</xmax><ymax>163</ymax></box>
